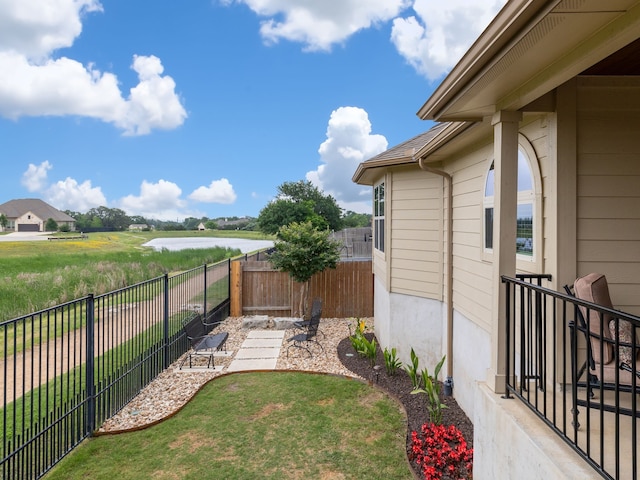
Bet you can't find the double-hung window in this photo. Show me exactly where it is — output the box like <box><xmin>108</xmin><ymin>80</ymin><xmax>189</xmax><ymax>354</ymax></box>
<box><xmin>374</xmin><ymin>182</ymin><xmax>385</xmax><ymax>252</ymax></box>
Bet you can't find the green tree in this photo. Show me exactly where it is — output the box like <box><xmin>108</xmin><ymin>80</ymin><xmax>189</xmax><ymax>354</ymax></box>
<box><xmin>45</xmin><ymin>218</ymin><xmax>58</xmax><ymax>232</ymax></box>
<box><xmin>257</xmin><ymin>180</ymin><xmax>342</xmax><ymax>235</ymax></box>
<box><xmin>205</xmin><ymin>220</ymin><xmax>218</xmax><ymax>230</ymax></box>
<box><xmin>0</xmin><ymin>213</ymin><xmax>8</xmax><ymax>231</ymax></box>
<box><xmin>268</xmin><ymin>221</ymin><xmax>341</xmax><ymax>318</ymax></box>
<box><xmin>342</xmin><ymin>211</ymin><xmax>371</xmax><ymax>228</ymax></box>
<box><xmin>258</xmin><ymin>199</ymin><xmax>327</xmax><ymax>234</ymax></box>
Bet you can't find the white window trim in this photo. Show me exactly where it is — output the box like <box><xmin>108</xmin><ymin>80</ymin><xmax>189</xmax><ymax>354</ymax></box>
<box><xmin>373</xmin><ymin>180</ymin><xmax>385</xmax><ymax>254</ymax></box>
<box><xmin>482</xmin><ymin>134</ymin><xmax>543</xmax><ymax>273</ymax></box>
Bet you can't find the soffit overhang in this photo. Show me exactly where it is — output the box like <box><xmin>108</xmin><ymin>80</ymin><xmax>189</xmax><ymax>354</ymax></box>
<box><xmin>417</xmin><ymin>0</ymin><xmax>640</xmax><ymax>122</ymax></box>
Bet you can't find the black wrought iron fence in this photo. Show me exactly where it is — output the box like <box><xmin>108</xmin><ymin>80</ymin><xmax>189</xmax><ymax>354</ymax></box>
<box><xmin>502</xmin><ymin>274</ymin><xmax>640</xmax><ymax>480</ymax></box>
<box><xmin>1</xmin><ymin>260</ymin><xmax>231</xmax><ymax>479</ymax></box>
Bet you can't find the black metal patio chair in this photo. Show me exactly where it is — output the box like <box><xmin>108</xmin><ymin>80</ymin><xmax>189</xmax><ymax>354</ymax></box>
<box><xmin>292</xmin><ymin>297</ymin><xmax>325</xmax><ymax>338</ymax></box>
<box><xmin>286</xmin><ymin>305</ymin><xmax>324</xmax><ymax>358</ymax></box>
<box><xmin>179</xmin><ymin>313</ymin><xmax>229</xmax><ymax>369</ymax></box>
<box><xmin>564</xmin><ymin>273</ymin><xmax>640</xmax><ymax>427</ymax></box>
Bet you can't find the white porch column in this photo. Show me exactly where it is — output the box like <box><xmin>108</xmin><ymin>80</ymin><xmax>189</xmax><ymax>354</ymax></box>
<box><xmin>487</xmin><ymin>110</ymin><xmax>521</xmax><ymax>393</ymax></box>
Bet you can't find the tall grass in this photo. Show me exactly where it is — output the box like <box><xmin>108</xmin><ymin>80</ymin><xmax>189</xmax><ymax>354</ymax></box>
<box><xmin>1</xmin><ymin>275</ymin><xmax>230</xmax><ymax>443</ymax></box>
<box><xmin>0</xmin><ymin>247</ymin><xmax>238</xmax><ymax>322</ymax></box>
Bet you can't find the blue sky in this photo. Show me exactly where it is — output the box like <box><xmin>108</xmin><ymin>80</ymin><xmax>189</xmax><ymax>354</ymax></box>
<box><xmin>1</xmin><ymin>0</ymin><xmax>506</xmax><ymax>221</ymax></box>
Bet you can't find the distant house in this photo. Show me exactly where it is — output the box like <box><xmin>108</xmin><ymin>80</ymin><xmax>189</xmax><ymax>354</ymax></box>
<box><xmin>129</xmin><ymin>224</ymin><xmax>149</xmax><ymax>231</ymax></box>
<box><xmin>0</xmin><ymin>199</ymin><xmax>75</xmax><ymax>232</ymax></box>
<box><xmin>197</xmin><ymin>222</ymin><xmax>206</xmax><ymax>231</ymax></box>
<box><xmin>216</xmin><ymin>217</ymin><xmax>251</xmax><ymax>229</ymax></box>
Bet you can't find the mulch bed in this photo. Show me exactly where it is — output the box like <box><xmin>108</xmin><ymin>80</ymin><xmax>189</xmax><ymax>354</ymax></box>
<box><xmin>336</xmin><ymin>333</ymin><xmax>474</xmax><ymax>479</ymax></box>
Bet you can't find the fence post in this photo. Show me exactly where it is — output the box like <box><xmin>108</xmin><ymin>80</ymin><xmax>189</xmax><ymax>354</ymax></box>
<box><xmin>163</xmin><ymin>273</ymin><xmax>170</xmax><ymax>369</ymax></box>
<box><xmin>85</xmin><ymin>294</ymin><xmax>96</xmax><ymax>434</ymax></box>
<box><xmin>203</xmin><ymin>264</ymin><xmax>208</xmax><ymax>320</ymax></box>
<box><xmin>230</xmin><ymin>260</ymin><xmax>242</xmax><ymax>317</ymax></box>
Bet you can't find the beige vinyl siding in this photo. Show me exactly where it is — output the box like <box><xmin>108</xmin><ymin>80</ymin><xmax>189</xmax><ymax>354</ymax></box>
<box><xmin>519</xmin><ymin>117</ymin><xmax>549</xmax><ymax>273</ymax></box>
<box><xmin>389</xmin><ymin>167</ymin><xmax>444</xmax><ymax>299</ymax></box>
<box><xmin>449</xmin><ymin>146</ymin><xmax>494</xmax><ymax>331</ymax></box>
<box><xmin>576</xmin><ymin>77</ymin><xmax>640</xmax><ymax>316</ymax></box>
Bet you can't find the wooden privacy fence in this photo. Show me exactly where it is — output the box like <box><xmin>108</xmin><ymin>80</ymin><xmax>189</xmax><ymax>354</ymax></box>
<box><xmin>230</xmin><ymin>260</ymin><xmax>373</xmax><ymax>318</ymax></box>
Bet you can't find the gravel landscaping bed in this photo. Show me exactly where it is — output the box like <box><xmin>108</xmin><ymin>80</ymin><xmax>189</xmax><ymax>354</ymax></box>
<box><xmin>98</xmin><ymin>315</ymin><xmax>362</xmax><ymax>432</ymax></box>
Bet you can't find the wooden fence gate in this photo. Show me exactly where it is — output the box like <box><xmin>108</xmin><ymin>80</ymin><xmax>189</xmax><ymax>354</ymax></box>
<box><xmin>230</xmin><ymin>260</ymin><xmax>373</xmax><ymax>318</ymax></box>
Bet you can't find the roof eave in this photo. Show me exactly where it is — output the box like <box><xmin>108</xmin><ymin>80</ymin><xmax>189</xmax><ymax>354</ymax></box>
<box><xmin>417</xmin><ymin>0</ymin><xmax>548</xmax><ymax>121</ymax></box>
<box><xmin>352</xmin><ymin>155</ymin><xmax>415</xmax><ymax>185</ymax></box>
<box><xmin>413</xmin><ymin>122</ymin><xmax>476</xmax><ymax>162</ymax></box>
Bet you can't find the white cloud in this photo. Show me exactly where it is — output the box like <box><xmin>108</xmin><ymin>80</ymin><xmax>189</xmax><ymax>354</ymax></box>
<box><xmin>45</xmin><ymin>177</ymin><xmax>107</xmax><ymax>212</ymax></box>
<box><xmin>0</xmin><ymin>0</ymin><xmax>102</xmax><ymax>59</ymax></box>
<box><xmin>391</xmin><ymin>0</ymin><xmax>507</xmax><ymax>79</ymax></box>
<box><xmin>21</xmin><ymin>160</ymin><xmax>52</xmax><ymax>192</ymax></box>
<box><xmin>118</xmin><ymin>179</ymin><xmax>193</xmax><ymax>220</ymax></box>
<box><xmin>306</xmin><ymin>106</ymin><xmax>387</xmax><ymax>213</ymax></box>
<box><xmin>0</xmin><ymin>0</ymin><xmax>186</xmax><ymax>135</ymax></box>
<box><xmin>223</xmin><ymin>0</ymin><xmax>410</xmax><ymax>51</ymax></box>
<box><xmin>115</xmin><ymin>55</ymin><xmax>188</xmax><ymax>136</ymax></box>
<box><xmin>20</xmin><ymin>160</ymin><xmax>106</xmax><ymax>211</ymax></box>
<box><xmin>222</xmin><ymin>0</ymin><xmax>506</xmax><ymax>79</ymax></box>
<box><xmin>189</xmin><ymin>178</ymin><xmax>237</xmax><ymax>204</ymax></box>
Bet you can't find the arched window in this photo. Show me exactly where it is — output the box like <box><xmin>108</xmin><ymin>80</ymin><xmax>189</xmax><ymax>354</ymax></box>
<box><xmin>483</xmin><ymin>135</ymin><xmax>540</xmax><ymax>262</ymax></box>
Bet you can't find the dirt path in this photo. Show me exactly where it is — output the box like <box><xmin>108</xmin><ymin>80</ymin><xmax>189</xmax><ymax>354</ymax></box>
<box><xmin>1</xmin><ymin>268</ymin><xmax>226</xmax><ymax>402</ymax></box>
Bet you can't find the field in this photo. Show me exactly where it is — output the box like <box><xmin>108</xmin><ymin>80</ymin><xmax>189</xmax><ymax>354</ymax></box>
<box><xmin>0</xmin><ymin>230</ymin><xmax>272</xmax><ymax>322</ymax></box>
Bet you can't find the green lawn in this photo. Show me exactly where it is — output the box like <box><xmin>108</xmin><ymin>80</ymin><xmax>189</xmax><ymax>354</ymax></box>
<box><xmin>45</xmin><ymin>372</ymin><xmax>412</xmax><ymax>480</ymax></box>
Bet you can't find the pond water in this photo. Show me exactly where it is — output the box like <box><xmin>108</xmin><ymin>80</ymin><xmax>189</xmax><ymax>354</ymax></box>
<box><xmin>142</xmin><ymin>237</ymin><xmax>274</xmax><ymax>253</ymax></box>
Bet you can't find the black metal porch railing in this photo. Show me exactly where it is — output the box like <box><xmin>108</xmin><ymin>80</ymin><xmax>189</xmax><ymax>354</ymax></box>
<box><xmin>0</xmin><ymin>260</ymin><xmax>232</xmax><ymax>479</ymax></box>
<box><xmin>502</xmin><ymin>274</ymin><xmax>640</xmax><ymax>480</ymax></box>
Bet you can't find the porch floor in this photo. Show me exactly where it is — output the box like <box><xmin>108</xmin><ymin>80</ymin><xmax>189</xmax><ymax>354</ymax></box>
<box><xmin>516</xmin><ymin>377</ymin><xmax>640</xmax><ymax>479</ymax></box>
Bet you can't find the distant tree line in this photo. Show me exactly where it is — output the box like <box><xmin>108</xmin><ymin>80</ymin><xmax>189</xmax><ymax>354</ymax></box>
<box><xmin>62</xmin><ymin>180</ymin><xmax>371</xmax><ymax>234</ymax></box>
<box><xmin>63</xmin><ymin>207</ymin><xmax>259</xmax><ymax>232</ymax></box>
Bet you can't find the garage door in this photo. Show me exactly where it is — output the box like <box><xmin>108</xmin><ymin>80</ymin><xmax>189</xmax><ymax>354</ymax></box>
<box><xmin>17</xmin><ymin>224</ymin><xmax>40</xmax><ymax>232</ymax></box>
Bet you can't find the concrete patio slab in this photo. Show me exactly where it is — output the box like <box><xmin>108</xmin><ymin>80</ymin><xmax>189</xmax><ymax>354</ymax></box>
<box><xmin>234</xmin><ymin>347</ymin><xmax>281</xmax><ymax>359</ymax></box>
<box><xmin>241</xmin><ymin>338</ymin><xmax>283</xmax><ymax>348</ymax></box>
<box><xmin>226</xmin><ymin>358</ymin><xmax>278</xmax><ymax>372</ymax></box>
<box><xmin>246</xmin><ymin>330</ymin><xmax>286</xmax><ymax>339</ymax></box>
<box><xmin>226</xmin><ymin>329</ymin><xmax>284</xmax><ymax>372</ymax></box>
<box><xmin>175</xmin><ymin>365</ymin><xmax>224</xmax><ymax>373</ymax></box>
<box><xmin>213</xmin><ymin>351</ymin><xmax>234</xmax><ymax>357</ymax></box>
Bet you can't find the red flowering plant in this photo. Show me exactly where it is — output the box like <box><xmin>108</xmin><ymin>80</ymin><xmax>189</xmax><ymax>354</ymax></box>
<box><xmin>410</xmin><ymin>422</ymin><xmax>473</xmax><ymax>480</ymax></box>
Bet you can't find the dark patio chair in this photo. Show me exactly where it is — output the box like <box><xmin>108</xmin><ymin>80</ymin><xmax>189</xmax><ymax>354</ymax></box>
<box><xmin>564</xmin><ymin>273</ymin><xmax>640</xmax><ymax>426</ymax></box>
<box><xmin>179</xmin><ymin>313</ymin><xmax>229</xmax><ymax>369</ymax></box>
<box><xmin>292</xmin><ymin>297</ymin><xmax>325</xmax><ymax>338</ymax></box>
<box><xmin>286</xmin><ymin>305</ymin><xmax>324</xmax><ymax>358</ymax></box>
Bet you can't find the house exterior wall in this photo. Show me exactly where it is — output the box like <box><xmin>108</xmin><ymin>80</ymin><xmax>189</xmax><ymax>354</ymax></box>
<box><xmin>473</xmin><ymin>384</ymin><xmax>596</xmax><ymax>479</ymax></box>
<box><xmin>576</xmin><ymin>76</ymin><xmax>640</xmax><ymax>316</ymax></box>
<box><xmin>389</xmin><ymin>166</ymin><xmax>444</xmax><ymax>300</ymax></box>
<box><xmin>16</xmin><ymin>211</ymin><xmax>43</xmax><ymax>231</ymax></box>
<box><xmin>373</xmin><ymin>275</ymin><xmax>445</xmax><ymax>371</ymax></box>
<box><xmin>372</xmin><ymin>117</ymin><xmax>554</xmax><ymax>419</ymax></box>
<box><xmin>449</xmin><ymin>145</ymin><xmax>494</xmax><ymax>333</ymax></box>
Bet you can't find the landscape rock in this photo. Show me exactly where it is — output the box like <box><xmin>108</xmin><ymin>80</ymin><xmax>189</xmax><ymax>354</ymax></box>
<box><xmin>241</xmin><ymin>315</ymin><xmax>270</xmax><ymax>329</ymax></box>
<box><xmin>273</xmin><ymin>317</ymin><xmax>299</xmax><ymax>330</ymax></box>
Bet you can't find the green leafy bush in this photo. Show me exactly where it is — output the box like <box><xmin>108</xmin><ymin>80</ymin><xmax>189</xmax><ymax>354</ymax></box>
<box><xmin>404</xmin><ymin>348</ymin><xmax>421</xmax><ymax>390</ymax></box>
<box><xmin>383</xmin><ymin>347</ymin><xmax>402</xmax><ymax>376</ymax></box>
<box><xmin>349</xmin><ymin>319</ymin><xmax>377</xmax><ymax>365</ymax></box>
<box><xmin>412</xmin><ymin>355</ymin><xmax>448</xmax><ymax>425</ymax></box>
